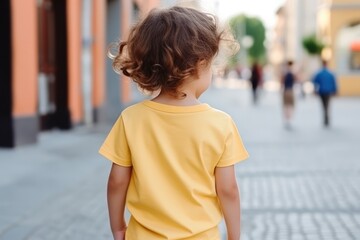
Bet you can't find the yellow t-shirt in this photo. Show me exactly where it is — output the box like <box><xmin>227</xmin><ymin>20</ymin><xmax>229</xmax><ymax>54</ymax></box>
<box><xmin>99</xmin><ymin>100</ymin><xmax>248</xmax><ymax>240</ymax></box>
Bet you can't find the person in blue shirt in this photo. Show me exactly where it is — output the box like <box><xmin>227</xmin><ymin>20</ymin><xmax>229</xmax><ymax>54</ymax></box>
<box><xmin>312</xmin><ymin>60</ymin><xmax>338</xmax><ymax>127</ymax></box>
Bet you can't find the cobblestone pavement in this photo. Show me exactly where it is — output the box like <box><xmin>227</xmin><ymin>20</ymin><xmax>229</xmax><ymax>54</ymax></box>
<box><xmin>0</xmin><ymin>84</ymin><xmax>359</xmax><ymax>240</ymax></box>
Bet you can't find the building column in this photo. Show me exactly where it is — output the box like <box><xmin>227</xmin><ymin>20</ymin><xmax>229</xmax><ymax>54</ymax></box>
<box><xmin>92</xmin><ymin>0</ymin><xmax>107</xmax><ymax>123</ymax></box>
<box><xmin>67</xmin><ymin>0</ymin><xmax>82</xmax><ymax>126</ymax></box>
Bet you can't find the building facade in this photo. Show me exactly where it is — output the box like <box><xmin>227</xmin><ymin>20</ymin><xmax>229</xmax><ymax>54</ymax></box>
<box><xmin>269</xmin><ymin>0</ymin><xmax>321</xmax><ymax>84</ymax></box>
<box><xmin>269</xmin><ymin>0</ymin><xmax>360</xmax><ymax>96</ymax></box>
<box><xmin>318</xmin><ymin>0</ymin><xmax>360</xmax><ymax>96</ymax></box>
<box><xmin>268</xmin><ymin>6</ymin><xmax>286</xmax><ymax>81</ymax></box>
<box><xmin>0</xmin><ymin>0</ymin><xmax>164</xmax><ymax>148</ymax></box>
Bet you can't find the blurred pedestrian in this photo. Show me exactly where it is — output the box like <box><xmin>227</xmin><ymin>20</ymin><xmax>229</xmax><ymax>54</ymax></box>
<box><xmin>99</xmin><ymin>6</ymin><xmax>249</xmax><ymax>240</ymax></box>
<box><xmin>312</xmin><ymin>59</ymin><xmax>338</xmax><ymax>127</ymax></box>
<box><xmin>282</xmin><ymin>60</ymin><xmax>296</xmax><ymax>129</ymax></box>
<box><xmin>249</xmin><ymin>61</ymin><xmax>262</xmax><ymax>104</ymax></box>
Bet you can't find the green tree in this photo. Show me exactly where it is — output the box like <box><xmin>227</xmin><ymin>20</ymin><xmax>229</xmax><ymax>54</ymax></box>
<box><xmin>302</xmin><ymin>34</ymin><xmax>324</xmax><ymax>56</ymax></box>
<box><xmin>229</xmin><ymin>14</ymin><xmax>266</xmax><ymax>65</ymax></box>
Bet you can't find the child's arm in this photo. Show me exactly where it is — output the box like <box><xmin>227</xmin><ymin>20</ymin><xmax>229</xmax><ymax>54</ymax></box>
<box><xmin>107</xmin><ymin>163</ymin><xmax>132</xmax><ymax>240</ymax></box>
<box><xmin>215</xmin><ymin>165</ymin><xmax>241</xmax><ymax>240</ymax></box>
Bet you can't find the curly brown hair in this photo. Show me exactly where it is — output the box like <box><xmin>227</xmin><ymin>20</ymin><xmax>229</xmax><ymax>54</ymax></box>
<box><xmin>110</xmin><ymin>6</ymin><xmax>223</xmax><ymax>95</ymax></box>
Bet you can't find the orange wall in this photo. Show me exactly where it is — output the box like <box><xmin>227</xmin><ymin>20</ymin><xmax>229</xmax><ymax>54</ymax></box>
<box><xmin>92</xmin><ymin>0</ymin><xmax>106</xmax><ymax>108</ymax></box>
<box><xmin>67</xmin><ymin>0</ymin><xmax>83</xmax><ymax>123</ymax></box>
<box><xmin>11</xmin><ymin>0</ymin><xmax>38</xmax><ymax>116</ymax></box>
<box><xmin>120</xmin><ymin>0</ymin><xmax>132</xmax><ymax>103</ymax></box>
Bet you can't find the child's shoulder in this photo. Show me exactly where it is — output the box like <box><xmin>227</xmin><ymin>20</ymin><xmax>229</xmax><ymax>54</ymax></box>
<box><xmin>121</xmin><ymin>101</ymin><xmax>147</xmax><ymax>114</ymax></box>
<box><xmin>205</xmin><ymin>106</ymin><xmax>234</xmax><ymax>124</ymax></box>
<box><xmin>115</xmin><ymin>101</ymin><xmax>147</xmax><ymax>122</ymax></box>
<box><xmin>208</xmin><ymin>105</ymin><xmax>231</xmax><ymax>117</ymax></box>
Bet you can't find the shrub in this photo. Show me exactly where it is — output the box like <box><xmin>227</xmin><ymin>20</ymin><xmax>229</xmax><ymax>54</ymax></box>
<box><xmin>302</xmin><ymin>34</ymin><xmax>324</xmax><ymax>55</ymax></box>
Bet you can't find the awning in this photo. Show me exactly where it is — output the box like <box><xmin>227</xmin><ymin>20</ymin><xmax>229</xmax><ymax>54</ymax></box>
<box><xmin>350</xmin><ymin>41</ymin><xmax>360</xmax><ymax>51</ymax></box>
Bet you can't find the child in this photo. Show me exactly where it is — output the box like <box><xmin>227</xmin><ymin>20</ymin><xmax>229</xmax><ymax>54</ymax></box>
<box><xmin>99</xmin><ymin>6</ymin><xmax>248</xmax><ymax>240</ymax></box>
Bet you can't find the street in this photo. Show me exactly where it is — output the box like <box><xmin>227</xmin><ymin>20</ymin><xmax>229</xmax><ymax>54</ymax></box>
<box><xmin>1</xmin><ymin>83</ymin><xmax>360</xmax><ymax>240</ymax></box>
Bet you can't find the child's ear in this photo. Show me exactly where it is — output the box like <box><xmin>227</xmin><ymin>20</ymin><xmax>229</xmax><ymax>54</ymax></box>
<box><xmin>198</xmin><ymin>59</ymin><xmax>210</xmax><ymax>68</ymax></box>
<box><xmin>198</xmin><ymin>59</ymin><xmax>207</xmax><ymax>65</ymax></box>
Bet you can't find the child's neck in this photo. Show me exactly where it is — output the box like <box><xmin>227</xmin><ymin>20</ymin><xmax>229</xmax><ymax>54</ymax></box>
<box><xmin>152</xmin><ymin>91</ymin><xmax>201</xmax><ymax>106</ymax></box>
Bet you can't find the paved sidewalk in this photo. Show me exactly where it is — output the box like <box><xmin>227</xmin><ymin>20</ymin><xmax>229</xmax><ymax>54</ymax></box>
<box><xmin>205</xmin><ymin>85</ymin><xmax>360</xmax><ymax>240</ymax></box>
<box><xmin>1</xmin><ymin>84</ymin><xmax>360</xmax><ymax>240</ymax></box>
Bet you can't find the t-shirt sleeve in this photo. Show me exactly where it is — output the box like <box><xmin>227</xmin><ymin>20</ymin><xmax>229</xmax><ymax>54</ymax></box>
<box><xmin>217</xmin><ymin>118</ymin><xmax>249</xmax><ymax>167</ymax></box>
<box><xmin>98</xmin><ymin>115</ymin><xmax>132</xmax><ymax>167</ymax></box>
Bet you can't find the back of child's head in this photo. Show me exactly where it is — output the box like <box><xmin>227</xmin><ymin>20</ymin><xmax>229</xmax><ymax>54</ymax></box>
<box><xmin>111</xmin><ymin>6</ymin><xmax>223</xmax><ymax>95</ymax></box>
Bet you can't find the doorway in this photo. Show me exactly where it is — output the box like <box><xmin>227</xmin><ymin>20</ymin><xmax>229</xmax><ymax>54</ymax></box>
<box><xmin>38</xmin><ymin>0</ymin><xmax>71</xmax><ymax>130</ymax></box>
<box><xmin>0</xmin><ymin>0</ymin><xmax>14</xmax><ymax>147</ymax></box>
